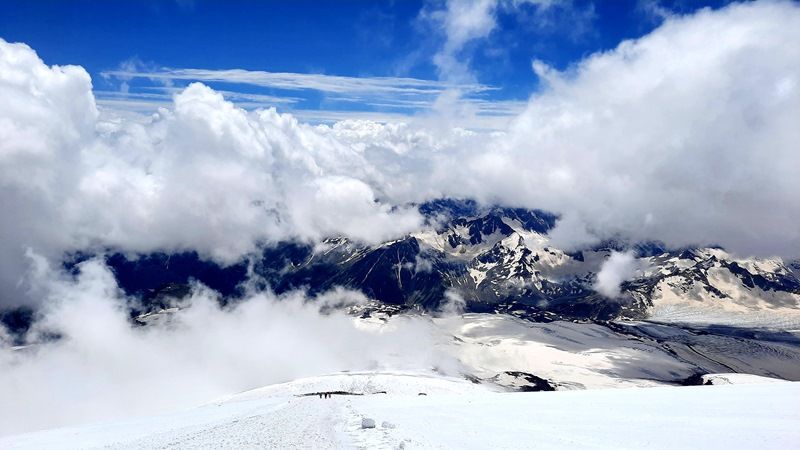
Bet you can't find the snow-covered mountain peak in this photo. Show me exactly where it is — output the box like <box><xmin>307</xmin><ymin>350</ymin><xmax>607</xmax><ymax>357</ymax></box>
<box><xmin>57</xmin><ymin>199</ymin><xmax>800</xmax><ymax>326</ymax></box>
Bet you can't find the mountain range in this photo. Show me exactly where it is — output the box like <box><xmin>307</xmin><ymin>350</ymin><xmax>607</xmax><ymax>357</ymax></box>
<box><xmin>86</xmin><ymin>198</ymin><xmax>800</xmax><ymax>327</ymax></box>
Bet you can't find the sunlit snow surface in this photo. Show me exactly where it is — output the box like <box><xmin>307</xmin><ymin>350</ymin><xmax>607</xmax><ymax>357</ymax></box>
<box><xmin>435</xmin><ymin>314</ymin><xmax>800</xmax><ymax>388</ymax></box>
<box><xmin>2</xmin><ymin>372</ymin><xmax>797</xmax><ymax>449</ymax></box>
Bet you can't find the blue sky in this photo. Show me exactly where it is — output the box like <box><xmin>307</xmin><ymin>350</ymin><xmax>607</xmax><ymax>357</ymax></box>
<box><xmin>0</xmin><ymin>0</ymin><xmax>736</xmax><ymax>122</ymax></box>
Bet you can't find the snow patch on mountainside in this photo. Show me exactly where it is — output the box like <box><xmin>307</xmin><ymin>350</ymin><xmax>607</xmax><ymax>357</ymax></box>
<box><xmin>650</xmin><ymin>303</ymin><xmax>800</xmax><ymax>330</ymax></box>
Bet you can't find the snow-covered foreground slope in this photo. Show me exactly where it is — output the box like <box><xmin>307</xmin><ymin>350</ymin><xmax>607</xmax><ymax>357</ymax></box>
<box><xmin>2</xmin><ymin>372</ymin><xmax>797</xmax><ymax>450</ymax></box>
<box><xmin>5</xmin><ymin>311</ymin><xmax>799</xmax><ymax>437</ymax></box>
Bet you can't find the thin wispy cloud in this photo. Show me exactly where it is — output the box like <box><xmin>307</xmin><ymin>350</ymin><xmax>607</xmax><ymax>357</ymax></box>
<box><xmin>102</xmin><ymin>67</ymin><xmax>495</xmax><ymax>96</ymax></box>
<box><xmin>99</xmin><ymin>66</ymin><xmax>522</xmax><ymax>127</ymax></box>
<box><xmin>95</xmin><ymin>87</ymin><xmax>303</xmax><ymax>113</ymax></box>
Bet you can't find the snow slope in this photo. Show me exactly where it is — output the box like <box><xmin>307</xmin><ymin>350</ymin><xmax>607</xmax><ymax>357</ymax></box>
<box><xmin>2</xmin><ymin>372</ymin><xmax>797</xmax><ymax>449</ymax></box>
<box><xmin>436</xmin><ymin>314</ymin><xmax>800</xmax><ymax>388</ymax></box>
<box><xmin>437</xmin><ymin>314</ymin><xmax>688</xmax><ymax>389</ymax></box>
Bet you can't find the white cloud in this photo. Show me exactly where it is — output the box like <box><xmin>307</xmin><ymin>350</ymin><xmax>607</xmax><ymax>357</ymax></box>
<box><xmin>455</xmin><ymin>0</ymin><xmax>800</xmax><ymax>257</ymax></box>
<box><xmin>103</xmin><ymin>67</ymin><xmax>492</xmax><ymax>96</ymax></box>
<box><xmin>439</xmin><ymin>289</ymin><xmax>467</xmax><ymax>316</ymax></box>
<box><xmin>427</xmin><ymin>0</ymin><xmax>566</xmax><ymax>81</ymax></box>
<box><xmin>98</xmin><ymin>65</ymin><xmax>523</xmax><ymax>129</ymax></box>
<box><xmin>0</xmin><ymin>40</ymin><xmax>430</xmax><ymax>307</ymax></box>
<box><xmin>414</xmin><ymin>254</ymin><xmax>435</xmax><ymax>273</ymax></box>
<box><xmin>94</xmin><ymin>87</ymin><xmax>301</xmax><ymax>113</ymax></box>
<box><xmin>2</xmin><ymin>1</ymin><xmax>800</xmax><ymax>309</ymax></box>
<box><xmin>94</xmin><ymin>71</ymin><xmax>525</xmax><ymax>130</ymax></box>
<box><xmin>593</xmin><ymin>251</ymin><xmax>643</xmax><ymax>299</ymax></box>
<box><xmin>99</xmin><ymin>65</ymin><xmax>500</xmax><ymax>119</ymax></box>
<box><xmin>637</xmin><ymin>0</ymin><xmax>674</xmax><ymax>23</ymax></box>
<box><xmin>0</xmin><ymin>255</ymin><xmax>455</xmax><ymax>435</ymax></box>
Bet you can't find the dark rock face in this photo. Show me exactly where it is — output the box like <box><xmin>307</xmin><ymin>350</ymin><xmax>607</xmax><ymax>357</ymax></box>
<box><xmin>0</xmin><ymin>306</ymin><xmax>35</xmax><ymax>345</ymax></box>
<box><xmin>418</xmin><ymin>198</ymin><xmax>481</xmax><ymax>222</ymax></box>
<box><xmin>243</xmin><ymin>202</ymin><xmax>601</xmax><ymax>319</ymax></box>
<box><xmin>680</xmin><ymin>372</ymin><xmax>712</xmax><ymax>386</ymax></box>
<box><xmin>105</xmin><ymin>252</ymin><xmax>248</xmax><ymax>300</ymax></box>
<box><xmin>495</xmin><ymin>371</ymin><xmax>557</xmax><ymax>392</ymax></box>
<box><xmin>253</xmin><ymin>237</ymin><xmax>455</xmax><ymax>309</ymax></box>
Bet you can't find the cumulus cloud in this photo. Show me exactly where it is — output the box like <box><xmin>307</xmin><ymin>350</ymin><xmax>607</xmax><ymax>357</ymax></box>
<box><xmin>0</xmin><ymin>255</ymin><xmax>455</xmax><ymax>435</ymax></box>
<box><xmin>593</xmin><ymin>251</ymin><xmax>644</xmax><ymax>299</ymax></box>
<box><xmin>2</xmin><ymin>1</ymin><xmax>800</xmax><ymax>312</ymax></box>
<box><xmin>0</xmin><ymin>39</ymin><xmax>431</xmax><ymax>307</ymax></box>
<box><xmin>457</xmin><ymin>0</ymin><xmax>800</xmax><ymax>257</ymax></box>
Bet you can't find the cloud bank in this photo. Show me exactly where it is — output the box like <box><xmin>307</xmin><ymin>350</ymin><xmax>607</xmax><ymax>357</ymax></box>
<box><xmin>0</xmin><ymin>38</ymin><xmax>442</xmax><ymax>307</ymax></box>
<box><xmin>454</xmin><ymin>0</ymin><xmax>800</xmax><ymax>256</ymax></box>
<box><xmin>0</xmin><ymin>256</ymin><xmax>454</xmax><ymax>435</ymax></box>
<box><xmin>1</xmin><ymin>0</ymin><xmax>800</xmax><ymax>311</ymax></box>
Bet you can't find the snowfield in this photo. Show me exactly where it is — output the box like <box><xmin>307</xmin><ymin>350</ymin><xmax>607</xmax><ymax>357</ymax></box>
<box><xmin>435</xmin><ymin>314</ymin><xmax>800</xmax><ymax>388</ymax></box>
<box><xmin>2</xmin><ymin>372</ymin><xmax>797</xmax><ymax>449</ymax></box>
